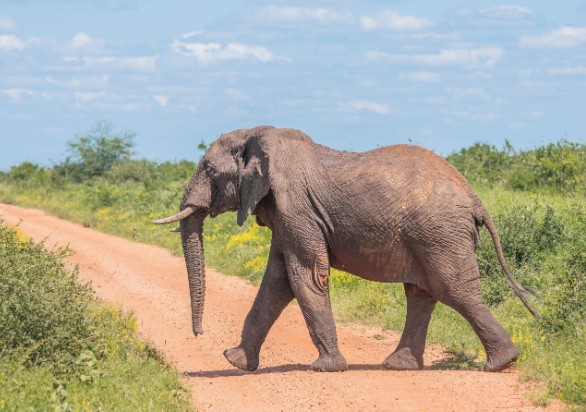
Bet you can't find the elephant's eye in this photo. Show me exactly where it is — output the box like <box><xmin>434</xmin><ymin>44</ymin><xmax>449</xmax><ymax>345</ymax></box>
<box><xmin>205</xmin><ymin>165</ymin><xmax>217</xmax><ymax>177</ymax></box>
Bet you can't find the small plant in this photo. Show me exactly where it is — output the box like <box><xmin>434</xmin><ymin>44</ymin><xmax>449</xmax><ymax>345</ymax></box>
<box><xmin>0</xmin><ymin>222</ymin><xmax>193</xmax><ymax>410</ymax></box>
<box><xmin>476</xmin><ymin>202</ymin><xmax>564</xmax><ymax>306</ymax></box>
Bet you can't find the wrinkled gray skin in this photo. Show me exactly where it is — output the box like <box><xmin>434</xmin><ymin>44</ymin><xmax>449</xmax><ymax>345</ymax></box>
<box><xmin>154</xmin><ymin>126</ymin><xmax>538</xmax><ymax>373</ymax></box>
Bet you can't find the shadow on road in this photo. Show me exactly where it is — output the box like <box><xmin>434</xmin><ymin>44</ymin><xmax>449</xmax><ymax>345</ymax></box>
<box><xmin>186</xmin><ymin>354</ymin><xmax>491</xmax><ymax>378</ymax></box>
<box><xmin>186</xmin><ymin>363</ymin><xmax>387</xmax><ymax>378</ymax></box>
<box><xmin>428</xmin><ymin>350</ymin><xmax>483</xmax><ymax>371</ymax></box>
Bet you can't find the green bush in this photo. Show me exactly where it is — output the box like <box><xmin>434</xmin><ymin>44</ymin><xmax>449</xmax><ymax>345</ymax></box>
<box><xmin>104</xmin><ymin>159</ymin><xmax>196</xmax><ymax>192</ymax></box>
<box><xmin>6</xmin><ymin>162</ymin><xmax>45</xmax><ymax>182</ymax></box>
<box><xmin>539</xmin><ymin>204</ymin><xmax>586</xmax><ymax>334</ymax></box>
<box><xmin>475</xmin><ymin>203</ymin><xmax>564</xmax><ymax>306</ymax></box>
<box><xmin>447</xmin><ymin>139</ymin><xmax>586</xmax><ymax>195</ymax></box>
<box><xmin>510</xmin><ymin>141</ymin><xmax>586</xmax><ymax>193</ymax></box>
<box><xmin>106</xmin><ymin>159</ymin><xmax>159</xmax><ymax>185</ymax></box>
<box><xmin>0</xmin><ymin>222</ymin><xmax>192</xmax><ymax>410</ymax></box>
<box><xmin>0</xmin><ymin>224</ymin><xmax>94</xmax><ymax>374</ymax></box>
<box><xmin>56</xmin><ymin>122</ymin><xmax>135</xmax><ymax>182</ymax></box>
<box><xmin>446</xmin><ymin>141</ymin><xmax>514</xmax><ymax>186</ymax></box>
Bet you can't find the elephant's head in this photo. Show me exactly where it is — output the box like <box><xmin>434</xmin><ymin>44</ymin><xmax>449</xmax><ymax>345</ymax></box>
<box><xmin>153</xmin><ymin>126</ymin><xmax>312</xmax><ymax>336</ymax></box>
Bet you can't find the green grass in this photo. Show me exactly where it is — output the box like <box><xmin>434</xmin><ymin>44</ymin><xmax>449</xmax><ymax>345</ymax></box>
<box><xmin>1</xmin><ymin>139</ymin><xmax>584</xmax><ymax>408</ymax></box>
<box><xmin>0</xmin><ymin>222</ymin><xmax>193</xmax><ymax>411</ymax></box>
<box><xmin>2</xmin><ymin>181</ymin><xmax>584</xmax><ymax>407</ymax></box>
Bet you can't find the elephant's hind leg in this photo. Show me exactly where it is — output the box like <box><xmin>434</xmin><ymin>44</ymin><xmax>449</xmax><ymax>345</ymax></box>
<box><xmin>434</xmin><ymin>263</ymin><xmax>519</xmax><ymax>372</ymax></box>
<box><xmin>383</xmin><ymin>283</ymin><xmax>437</xmax><ymax>370</ymax></box>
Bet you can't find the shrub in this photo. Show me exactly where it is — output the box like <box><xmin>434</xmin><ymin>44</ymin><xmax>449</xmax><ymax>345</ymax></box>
<box><xmin>539</xmin><ymin>205</ymin><xmax>586</xmax><ymax>334</ymax></box>
<box><xmin>7</xmin><ymin>162</ymin><xmax>45</xmax><ymax>181</ymax></box>
<box><xmin>56</xmin><ymin>122</ymin><xmax>135</xmax><ymax>182</ymax></box>
<box><xmin>508</xmin><ymin>141</ymin><xmax>586</xmax><ymax>193</ymax></box>
<box><xmin>0</xmin><ymin>223</ymin><xmax>96</xmax><ymax>374</ymax></box>
<box><xmin>105</xmin><ymin>159</ymin><xmax>158</xmax><ymax>185</ymax></box>
<box><xmin>446</xmin><ymin>141</ymin><xmax>513</xmax><ymax>186</ymax></box>
<box><xmin>105</xmin><ymin>160</ymin><xmax>196</xmax><ymax>191</ymax></box>
<box><xmin>477</xmin><ymin>203</ymin><xmax>564</xmax><ymax>306</ymax></box>
<box><xmin>447</xmin><ymin>139</ymin><xmax>586</xmax><ymax>195</ymax></box>
<box><xmin>0</xmin><ymin>222</ymin><xmax>193</xmax><ymax>410</ymax></box>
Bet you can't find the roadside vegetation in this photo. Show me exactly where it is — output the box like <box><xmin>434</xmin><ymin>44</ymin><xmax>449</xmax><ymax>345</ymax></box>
<box><xmin>0</xmin><ymin>221</ymin><xmax>192</xmax><ymax>410</ymax></box>
<box><xmin>0</xmin><ymin>123</ymin><xmax>584</xmax><ymax>407</ymax></box>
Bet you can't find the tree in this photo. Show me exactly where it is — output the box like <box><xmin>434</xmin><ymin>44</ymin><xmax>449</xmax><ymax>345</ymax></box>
<box><xmin>8</xmin><ymin>162</ymin><xmax>44</xmax><ymax>181</ymax></box>
<box><xmin>59</xmin><ymin>122</ymin><xmax>135</xmax><ymax>181</ymax></box>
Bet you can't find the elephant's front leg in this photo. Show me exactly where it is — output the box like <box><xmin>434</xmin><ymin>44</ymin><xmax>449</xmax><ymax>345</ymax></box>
<box><xmin>224</xmin><ymin>245</ymin><xmax>294</xmax><ymax>371</ymax></box>
<box><xmin>383</xmin><ymin>283</ymin><xmax>437</xmax><ymax>370</ymax></box>
<box><xmin>286</xmin><ymin>253</ymin><xmax>348</xmax><ymax>372</ymax></box>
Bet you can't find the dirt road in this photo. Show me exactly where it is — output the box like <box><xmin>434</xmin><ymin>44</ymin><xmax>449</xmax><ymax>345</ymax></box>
<box><xmin>1</xmin><ymin>203</ymin><xmax>562</xmax><ymax>411</ymax></box>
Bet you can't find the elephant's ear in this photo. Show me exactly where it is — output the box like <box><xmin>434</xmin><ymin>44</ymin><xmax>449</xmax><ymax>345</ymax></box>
<box><xmin>237</xmin><ymin>135</ymin><xmax>270</xmax><ymax>227</ymax></box>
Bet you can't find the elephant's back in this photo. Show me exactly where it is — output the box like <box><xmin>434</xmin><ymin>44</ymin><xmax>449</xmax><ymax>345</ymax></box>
<box><xmin>333</xmin><ymin>144</ymin><xmax>473</xmax><ymax>201</ymax></box>
<box><xmin>365</xmin><ymin>144</ymin><xmax>466</xmax><ymax>182</ymax></box>
<box><xmin>331</xmin><ymin>143</ymin><xmax>480</xmax><ymax>237</ymax></box>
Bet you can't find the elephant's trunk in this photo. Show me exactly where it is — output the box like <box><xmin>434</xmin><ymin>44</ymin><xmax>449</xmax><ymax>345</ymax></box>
<box><xmin>153</xmin><ymin>171</ymin><xmax>212</xmax><ymax>335</ymax></box>
<box><xmin>180</xmin><ymin>211</ymin><xmax>207</xmax><ymax>336</ymax></box>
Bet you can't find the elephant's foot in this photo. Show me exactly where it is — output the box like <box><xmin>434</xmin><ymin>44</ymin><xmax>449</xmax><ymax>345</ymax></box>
<box><xmin>310</xmin><ymin>351</ymin><xmax>348</xmax><ymax>372</ymax></box>
<box><xmin>484</xmin><ymin>344</ymin><xmax>519</xmax><ymax>372</ymax></box>
<box><xmin>383</xmin><ymin>347</ymin><xmax>423</xmax><ymax>370</ymax></box>
<box><xmin>224</xmin><ymin>346</ymin><xmax>259</xmax><ymax>371</ymax></box>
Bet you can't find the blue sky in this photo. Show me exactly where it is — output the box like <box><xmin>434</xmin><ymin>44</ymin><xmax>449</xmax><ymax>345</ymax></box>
<box><xmin>1</xmin><ymin>1</ymin><xmax>585</xmax><ymax>170</ymax></box>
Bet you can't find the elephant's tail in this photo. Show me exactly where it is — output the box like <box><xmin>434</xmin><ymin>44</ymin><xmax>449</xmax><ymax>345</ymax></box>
<box><xmin>477</xmin><ymin>211</ymin><xmax>541</xmax><ymax>318</ymax></box>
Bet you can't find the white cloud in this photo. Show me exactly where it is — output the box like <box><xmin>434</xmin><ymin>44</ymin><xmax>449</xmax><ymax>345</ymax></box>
<box><xmin>45</xmin><ymin>74</ymin><xmax>110</xmax><ymax>88</ymax></box>
<box><xmin>152</xmin><ymin>95</ymin><xmax>168</xmax><ymax>107</ymax></box>
<box><xmin>90</xmin><ymin>56</ymin><xmax>157</xmax><ymax>71</ymax></box>
<box><xmin>442</xmin><ymin>109</ymin><xmax>499</xmax><ymax>121</ymax></box>
<box><xmin>347</xmin><ymin>99</ymin><xmax>391</xmax><ymax>114</ymax></box>
<box><xmin>74</xmin><ymin>92</ymin><xmax>105</xmax><ymax>103</ymax></box>
<box><xmin>520</xmin><ymin>27</ymin><xmax>586</xmax><ymax>49</ymax></box>
<box><xmin>71</xmin><ymin>32</ymin><xmax>92</xmax><ymax>48</ymax></box>
<box><xmin>547</xmin><ymin>66</ymin><xmax>586</xmax><ymax>75</ymax></box>
<box><xmin>0</xmin><ymin>34</ymin><xmax>25</xmax><ymax>51</ymax></box>
<box><xmin>179</xmin><ymin>104</ymin><xmax>198</xmax><ymax>114</ymax></box>
<box><xmin>226</xmin><ymin>88</ymin><xmax>248</xmax><ymax>101</ymax></box>
<box><xmin>67</xmin><ymin>56</ymin><xmax>158</xmax><ymax>71</ymax></box>
<box><xmin>455</xmin><ymin>5</ymin><xmax>535</xmax><ymax>26</ymax></box>
<box><xmin>479</xmin><ymin>5</ymin><xmax>533</xmax><ymax>20</ymax></box>
<box><xmin>172</xmin><ymin>40</ymin><xmax>283</xmax><ymax>65</ymax></box>
<box><xmin>182</xmin><ymin>31</ymin><xmax>203</xmax><ymax>39</ymax></box>
<box><xmin>256</xmin><ymin>6</ymin><xmax>353</xmax><ymax>24</ymax></box>
<box><xmin>367</xmin><ymin>47</ymin><xmax>504</xmax><ymax>69</ymax></box>
<box><xmin>448</xmin><ymin>87</ymin><xmax>491</xmax><ymax>101</ymax></box>
<box><xmin>398</xmin><ymin>71</ymin><xmax>440</xmax><ymax>82</ymax></box>
<box><xmin>360</xmin><ymin>10</ymin><xmax>433</xmax><ymax>31</ymax></box>
<box><xmin>70</xmin><ymin>32</ymin><xmax>105</xmax><ymax>53</ymax></box>
<box><xmin>0</xmin><ymin>15</ymin><xmax>16</xmax><ymax>32</ymax></box>
<box><xmin>1</xmin><ymin>88</ymin><xmax>34</xmax><ymax>102</ymax></box>
<box><xmin>90</xmin><ymin>102</ymin><xmax>151</xmax><ymax>112</ymax></box>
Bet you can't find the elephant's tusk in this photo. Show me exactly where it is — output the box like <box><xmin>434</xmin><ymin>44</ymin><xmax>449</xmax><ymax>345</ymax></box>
<box><xmin>170</xmin><ymin>227</ymin><xmax>181</xmax><ymax>233</ymax></box>
<box><xmin>152</xmin><ymin>207</ymin><xmax>195</xmax><ymax>224</ymax></box>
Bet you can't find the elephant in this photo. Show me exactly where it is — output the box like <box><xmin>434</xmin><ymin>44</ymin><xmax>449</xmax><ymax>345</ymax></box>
<box><xmin>153</xmin><ymin>125</ymin><xmax>538</xmax><ymax>373</ymax></box>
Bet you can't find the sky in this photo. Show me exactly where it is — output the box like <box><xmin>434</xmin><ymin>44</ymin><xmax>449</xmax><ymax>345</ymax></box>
<box><xmin>1</xmin><ymin>0</ymin><xmax>585</xmax><ymax>170</ymax></box>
